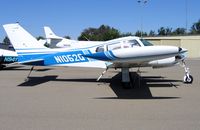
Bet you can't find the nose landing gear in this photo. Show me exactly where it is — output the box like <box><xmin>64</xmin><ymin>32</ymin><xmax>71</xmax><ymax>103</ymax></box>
<box><xmin>182</xmin><ymin>60</ymin><xmax>193</xmax><ymax>84</ymax></box>
<box><xmin>184</xmin><ymin>74</ymin><xmax>193</xmax><ymax>84</ymax></box>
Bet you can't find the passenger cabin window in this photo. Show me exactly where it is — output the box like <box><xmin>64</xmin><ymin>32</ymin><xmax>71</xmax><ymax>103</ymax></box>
<box><xmin>106</xmin><ymin>40</ymin><xmax>141</xmax><ymax>51</ymax></box>
<box><xmin>107</xmin><ymin>42</ymin><xmax>121</xmax><ymax>51</ymax></box>
<box><xmin>96</xmin><ymin>46</ymin><xmax>104</xmax><ymax>52</ymax></box>
<box><xmin>103</xmin><ymin>39</ymin><xmax>142</xmax><ymax>51</ymax></box>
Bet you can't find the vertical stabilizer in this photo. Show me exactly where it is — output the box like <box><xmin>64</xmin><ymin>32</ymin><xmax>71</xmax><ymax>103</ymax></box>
<box><xmin>3</xmin><ymin>23</ymin><xmax>47</xmax><ymax>51</ymax></box>
<box><xmin>44</xmin><ymin>26</ymin><xmax>62</xmax><ymax>39</ymax></box>
<box><xmin>44</xmin><ymin>26</ymin><xmax>73</xmax><ymax>48</ymax></box>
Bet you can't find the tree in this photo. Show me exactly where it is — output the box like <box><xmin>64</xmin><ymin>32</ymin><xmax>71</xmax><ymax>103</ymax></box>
<box><xmin>2</xmin><ymin>36</ymin><xmax>11</xmax><ymax>44</ymax></box>
<box><xmin>172</xmin><ymin>28</ymin><xmax>186</xmax><ymax>35</ymax></box>
<box><xmin>158</xmin><ymin>27</ymin><xmax>165</xmax><ymax>36</ymax></box>
<box><xmin>148</xmin><ymin>30</ymin><xmax>156</xmax><ymax>36</ymax></box>
<box><xmin>134</xmin><ymin>30</ymin><xmax>147</xmax><ymax>37</ymax></box>
<box><xmin>120</xmin><ymin>32</ymin><xmax>134</xmax><ymax>37</ymax></box>
<box><xmin>165</xmin><ymin>27</ymin><xmax>172</xmax><ymax>35</ymax></box>
<box><xmin>78</xmin><ymin>25</ymin><xmax>121</xmax><ymax>41</ymax></box>
<box><xmin>158</xmin><ymin>27</ymin><xmax>172</xmax><ymax>36</ymax></box>
<box><xmin>190</xmin><ymin>19</ymin><xmax>200</xmax><ymax>34</ymax></box>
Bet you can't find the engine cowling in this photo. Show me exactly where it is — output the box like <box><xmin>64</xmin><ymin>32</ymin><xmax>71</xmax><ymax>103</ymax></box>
<box><xmin>149</xmin><ymin>57</ymin><xmax>178</xmax><ymax>68</ymax></box>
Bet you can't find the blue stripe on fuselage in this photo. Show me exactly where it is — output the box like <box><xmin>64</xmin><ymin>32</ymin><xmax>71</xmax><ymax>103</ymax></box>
<box><xmin>83</xmin><ymin>51</ymin><xmax>118</xmax><ymax>61</ymax></box>
<box><xmin>45</xmin><ymin>51</ymin><xmax>89</xmax><ymax>65</ymax></box>
<box><xmin>18</xmin><ymin>50</ymin><xmax>90</xmax><ymax>66</ymax></box>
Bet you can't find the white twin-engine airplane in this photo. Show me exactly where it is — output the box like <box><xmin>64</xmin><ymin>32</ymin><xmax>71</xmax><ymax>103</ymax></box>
<box><xmin>44</xmin><ymin>26</ymin><xmax>104</xmax><ymax>48</ymax></box>
<box><xmin>3</xmin><ymin>23</ymin><xmax>193</xmax><ymax>88</ymax></box>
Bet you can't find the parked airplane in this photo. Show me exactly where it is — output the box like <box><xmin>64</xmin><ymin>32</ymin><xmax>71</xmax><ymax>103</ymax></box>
<box><xmin>3</xmin><ymin>23</ymin><xmax>193</xmax><ymax>88</ymax></box>
<box><xmin>44</xmin><ymin>26</ymin><xmax>104</xmax><ymax>48</ymax></box>
<box><xmin>44</xmin><ymin>26</ymin><xmax>193</xmax><ymax>84</ymax></box>
<box><xmin>0</xmin><ymin>48</ymin><xmax>18</xmax><ymax>69</ymax></box>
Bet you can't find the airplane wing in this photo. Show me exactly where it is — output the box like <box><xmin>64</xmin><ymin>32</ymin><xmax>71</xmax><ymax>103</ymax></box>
<box><xmin>19</xmin><ymin>59</ymin><xmax>44</xmax><ymax>65</ymax></box>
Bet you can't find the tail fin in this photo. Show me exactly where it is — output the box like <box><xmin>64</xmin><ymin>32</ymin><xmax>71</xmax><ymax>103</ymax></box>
<box><xmin>44</xmin><ymin>26</ymin><xmax>64</xmax><ymax>48</ymax></box>
<box><xmin>3</xmin><ymin>23</ymin><xmax>47</xmax><ymax>52</ymax></box>
<box><xmin>44</xmin><ymin>26</ymin><xmax>74</xmax><ymax>48</ymax></box>
<box><xmin>44</xmin><ymin>26</ymin><xmax>62</xmax><ymax>39</ymax></box>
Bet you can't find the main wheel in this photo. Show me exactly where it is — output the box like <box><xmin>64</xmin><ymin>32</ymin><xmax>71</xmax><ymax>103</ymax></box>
<box><xmin>184</xmin><ymin>75</ymin><xmax>193</xmax><ymax>84</ymax></box>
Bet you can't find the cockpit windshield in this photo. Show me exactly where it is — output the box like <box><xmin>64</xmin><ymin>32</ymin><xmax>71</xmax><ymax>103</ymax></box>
<box><xmin>127</xmin><ymin>40</ymin><xmax>141</xmax><ymax>47</ymax></box>
<box><xmin>140</xmin><ymin>39</ymin><xmax>153</xmax><ymax>46</ymax></box>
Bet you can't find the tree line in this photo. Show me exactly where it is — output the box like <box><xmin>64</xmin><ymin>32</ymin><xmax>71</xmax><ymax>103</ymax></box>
<box><xmin>2</xmin><ymin>19</ymin><xmax>200</xmax><ymax>44</ymax></box>
<box><xmin>78</xmin><ymin>19</ymin><xmax>200</xmax><ymax>41</ymax></box>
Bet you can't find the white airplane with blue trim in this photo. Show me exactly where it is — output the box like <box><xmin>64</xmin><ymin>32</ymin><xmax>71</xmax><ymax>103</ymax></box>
<box><xmin>3</xmin><ymin>23</ymin><xmax>193</xmax><ymax>88</ymax></box>
<box><xmin>0</xmin><ymin>48</ymin><xmax>18</xmax><ymax>69</ymax></box>
<box><xmin>44</xmin><ymin>26</ymin><xmax>104</xmax><ymax>48</ymax></box>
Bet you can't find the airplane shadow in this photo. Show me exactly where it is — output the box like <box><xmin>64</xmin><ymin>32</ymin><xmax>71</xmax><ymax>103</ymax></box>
<box><xmin>18</xmin><ymin>75</ymin><xmax>58</xmax><ymax>86</ymax></box>
<box><xmin>1</xmin><ymin>66</ymin><xmax>53</xmax><ymax>72</ymax></box>
<box><xmin>0</xmin><ymin>66</ymin><xmax>28</xmax><ymax>71</ymax></box>
<box><xmin>18</xmin><ymin>72</ymin><xmax>182</xmax><ymax>99</ymax></box>
<box><xmin>96</xmin><ymin>73</ymin><xmax>181</xmax><ymax>99</ymax></box>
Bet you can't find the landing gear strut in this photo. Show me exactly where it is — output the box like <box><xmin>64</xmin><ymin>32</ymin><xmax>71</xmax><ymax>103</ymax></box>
<box><xmin>97</xmin><ymin>68</ymin><xmax>108</xmax><ymax>81</ymax></box>
<box><xmin>25</xmin><ymin>66</ymin><xmax>34</xmax><ymax>81</ymax></box>
<box><xmin>122</xmin><ymin>68</ymin><xmax>135</xmax><ymax>89</ymax></box>
<box><xmin>182</xmin><ymin>60</ymin><xmax>193</xmax><ymax>84</ymax></box>
<box><xmin>121</xmin><ymin>68</ymin><xmax>142</xmax><ymax>89</ymax></box>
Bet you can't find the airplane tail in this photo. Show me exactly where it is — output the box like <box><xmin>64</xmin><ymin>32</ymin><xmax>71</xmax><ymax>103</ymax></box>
<box><xmin>44</xmin><ymin>26</ymin><xmax>62</xmax><ymax>40</ymax></box>
<box><xmin>44</xmin><ymin>26</ymin><xmax>64</xmax><ymax>48</ymax></box>
<box><xmin>44</xmin><ymin>26</ymin><xmax>74</xmax><ymax>48</ymax></box>
<box><xmin>3</xmin><ymin>23</ymin><xmax>48</xmax><ymax>52</ymax></box>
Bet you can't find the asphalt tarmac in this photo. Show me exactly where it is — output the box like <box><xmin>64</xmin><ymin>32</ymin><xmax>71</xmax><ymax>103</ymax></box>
<box><xmin>0</xmin><ymin>58</ymin><xmax>200</xmax><ymax>130</ymax></box>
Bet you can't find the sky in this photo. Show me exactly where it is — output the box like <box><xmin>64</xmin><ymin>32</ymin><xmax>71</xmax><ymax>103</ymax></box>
<box><xmin>0</xmin><ymin>0</ymin><xmax>200</xmax><ymax>41</ymax></box>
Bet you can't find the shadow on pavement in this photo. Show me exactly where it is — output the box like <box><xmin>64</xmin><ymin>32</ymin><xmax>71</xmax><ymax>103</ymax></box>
<box><xmin>96</xmin><ymin>72</ymin><xmax>181</xmax><ymax>99</ymax></box>
<box><xmin>18</xmin><ymin>72</ymin><xmax>182</xmax><ymax>99</ymax></box>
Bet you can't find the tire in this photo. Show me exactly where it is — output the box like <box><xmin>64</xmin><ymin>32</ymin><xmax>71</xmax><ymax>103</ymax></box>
<box><xmin>184</xmin><ymin>75</ymin><xmax>193</xmax><ymax>84</ymax></box>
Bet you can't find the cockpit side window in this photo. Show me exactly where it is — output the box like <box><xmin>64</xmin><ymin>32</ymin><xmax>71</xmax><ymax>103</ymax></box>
<box><xmin>128</xmin><ymin>40</ymin><xmax>140</xmax><ymax>47</ymax></box>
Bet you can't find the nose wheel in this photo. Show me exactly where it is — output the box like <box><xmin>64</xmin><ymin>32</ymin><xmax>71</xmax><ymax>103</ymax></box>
<box><xmin>182</xmin><ymin>60</ymin><xmax>193</xmax><ymax>84</ymax></box>
<box><xmin>184</xmin><ymin>74</ymin><xmax>193</xmax><ymax>84</ymax></box>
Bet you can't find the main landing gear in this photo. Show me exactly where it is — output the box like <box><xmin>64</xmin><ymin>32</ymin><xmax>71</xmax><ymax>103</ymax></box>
<box><xmin>181</xmin><ymin>60</ymin><xmax>193</xmax><ymax>84</ymax></box>
<box><xmin>121</xmin><ymin>68</ymin><xmax>131</xmax><ymax>88</ymax></box>
<box><xmin>24</xmin><ymin>66</ymin><xmax>34</xmax><ymax>82</ymax></box>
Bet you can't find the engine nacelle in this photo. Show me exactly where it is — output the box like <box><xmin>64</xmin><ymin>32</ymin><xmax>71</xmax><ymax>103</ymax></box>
<box><xmin>149</xmin><ymin>57</ymin><xmax>178</xmax><ymax>68</ymax></box>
